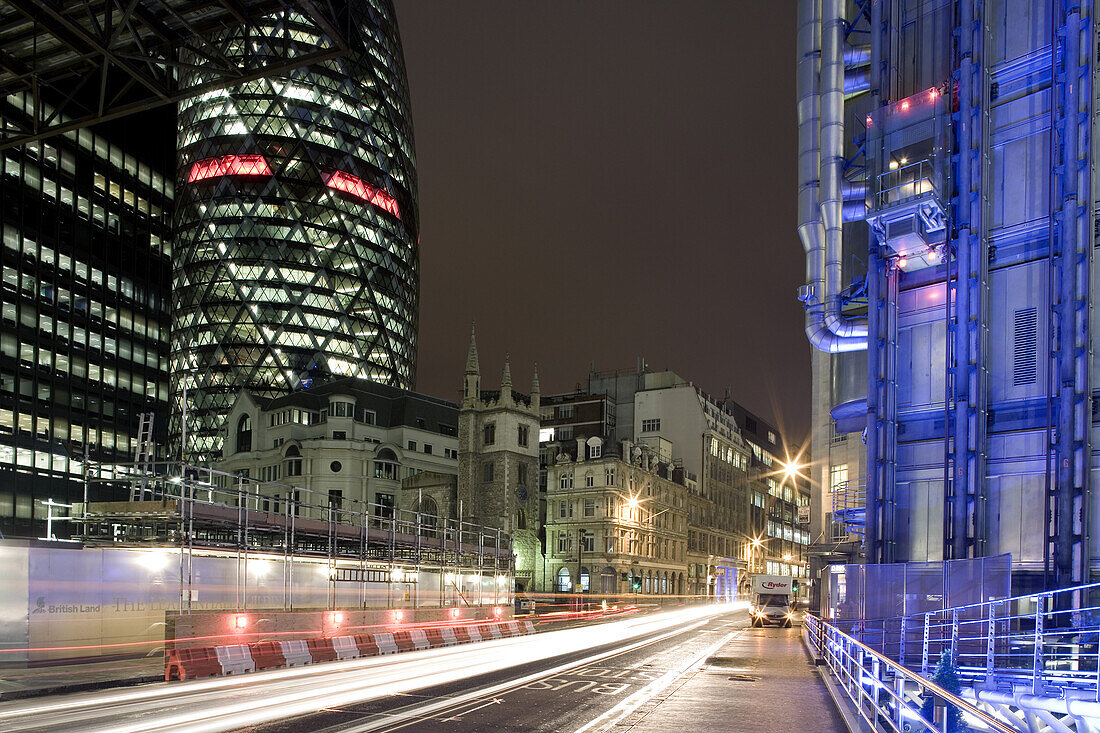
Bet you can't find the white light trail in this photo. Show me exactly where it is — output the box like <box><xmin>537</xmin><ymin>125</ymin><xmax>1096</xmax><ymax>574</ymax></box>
<box><xmin>0</xmin><ymin>604</ymin><xmax>742</xmax><ymax>733</ymax></box>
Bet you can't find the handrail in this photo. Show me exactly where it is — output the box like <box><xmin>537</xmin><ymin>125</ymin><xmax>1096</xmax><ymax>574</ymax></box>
<box><xmin>806</xmin><ymin>614</ymin><xmax>1017</xmax><ymax>733</ymax></box>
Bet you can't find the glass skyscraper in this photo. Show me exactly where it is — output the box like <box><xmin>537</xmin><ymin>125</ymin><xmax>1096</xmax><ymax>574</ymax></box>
<box><xmin>173</xmin><ymin>2</ymin><xmax>419</xmax><ymax>460</ymax></box>
<box><xmin>0</xmin><ymin>98</ymin><xmax>173</xmax><ymax>537</ymax></box>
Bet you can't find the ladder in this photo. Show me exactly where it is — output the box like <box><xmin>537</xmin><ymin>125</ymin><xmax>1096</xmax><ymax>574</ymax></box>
<box><xmin>130</xmin><ymin>412</ymin><xmax>156</xmax><ymax>501</ymax></box>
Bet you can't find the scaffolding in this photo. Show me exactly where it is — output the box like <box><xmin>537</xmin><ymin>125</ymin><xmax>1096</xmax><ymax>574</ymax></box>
<box><xmin>74</xmin><ymin>461</ymin><xmax>513</xmax><ymax>613</ymax></box>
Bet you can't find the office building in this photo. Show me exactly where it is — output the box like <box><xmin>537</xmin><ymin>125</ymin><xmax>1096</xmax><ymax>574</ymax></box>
<box><xmin>217</xmin><ymin>377</ymin><xmax>459</xmax><ymax>516</ymax></box>
<box><xmin>172</xmin><ymin>1</ymin><xmax>419</xmax><ymax>460</ymax></box>
<box><xmin>798</xmin><ymin>0</ymin><xmax>1096</xmax><ymax>592</ymax></box>
<box><xmin>0</xmin><ymin>105</ymin><xmax>172</xmax><ymax>537</ymax></box>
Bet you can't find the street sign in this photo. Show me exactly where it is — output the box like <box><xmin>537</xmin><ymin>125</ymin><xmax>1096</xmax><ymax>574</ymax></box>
<box><xmin>797</xmin><ymin>506</ymin><xmax>810</xmax><ymax>524</ymax></box>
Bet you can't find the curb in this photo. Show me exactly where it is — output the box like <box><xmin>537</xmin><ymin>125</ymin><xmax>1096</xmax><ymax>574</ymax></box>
<box><xmin>0</xmin><ymin>674</ymin><xmax>163</xmax><ymax>701</ymax></box>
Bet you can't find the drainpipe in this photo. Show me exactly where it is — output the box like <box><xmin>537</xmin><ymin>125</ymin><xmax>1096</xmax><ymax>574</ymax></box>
<box><xmin>798</xmin><ymin>0</ymin><xmax>864</xmax><ymax>353</ymax></box>
<box><xmin>821</xmin><ymin>0</ymin><xmax>868</xmax><ymax>342</ymax></box>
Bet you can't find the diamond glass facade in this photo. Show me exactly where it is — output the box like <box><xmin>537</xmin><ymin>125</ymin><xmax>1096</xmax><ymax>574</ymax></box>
<box><xmin>173</xmin><ymin>2</ymin><xmax>419</xmax><ymax>460</ymax></box>
<box><xmin>0</xmin><ymin>113</ymin><xmax>172</xmax><ymax>537</ymax></box>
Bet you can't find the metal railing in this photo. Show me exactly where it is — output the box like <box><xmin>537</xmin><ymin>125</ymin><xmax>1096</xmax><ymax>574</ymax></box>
<box><xmin>805</xmin><ymin>614</ymin><xmax>1016</xmax><ymax>733</ymax></box>
<box><xmin>831</xmin><ymin>479</ymin><xmax>866</xmax><ymax>534</ymax></box>
<box><xmin>826</xmin><ymin>582</ymin><xmax>1100</xmax><ymax>700</ymax></box>
<box><xmin>875</xmin><ymin>159</ymin><xmax>938</xmax><ymax>209</ymax></box>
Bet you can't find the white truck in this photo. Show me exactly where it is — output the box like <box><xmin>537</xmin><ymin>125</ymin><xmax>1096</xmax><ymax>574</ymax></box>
<box><xmin>749</xmin><ymin>574</ymin><xmax>795</xmax><ymax>628</ymax></box>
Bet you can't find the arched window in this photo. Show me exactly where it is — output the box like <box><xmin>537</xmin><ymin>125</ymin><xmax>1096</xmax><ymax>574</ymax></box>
<box><xmin>284</xmin><ymin>444</ymin><xmax>302</xmax><ymax>476</ymax></box>
<box><xmin>517</xmin><ymin>509</ymin><xmax>527</xmax><ymax>530</ymax></box>
<box><xmin>557</xmin><ymin>567</ymin><xmax>572</xmax><ymax>593</ymax></box>
<box><xmin>236</xmin><ymin>415</ymin><xmax>252</xmax><ymax>453</ymax></box>
<box><xmin>416</xmin><ymin>496</ymin><xmax>439</xmax><ymax>538</ymax></box>
<box><xmin>579</xmin><ymin>566</ymin><xmax>590</xmax><ymax>592</ymax></box>
<box><xmin>374</xmin><ymin>447</ymin><xmax>398</xmax><ymax>480</ymax></box>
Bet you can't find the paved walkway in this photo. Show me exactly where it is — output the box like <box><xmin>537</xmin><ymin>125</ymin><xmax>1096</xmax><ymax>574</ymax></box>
<box><xmin>616</xmin><ymin>624</ymin><xmax>847</xmax><ymax>733</ymax></box>
<box><xmin>0</xmin><ymin>657</ymin><xmax>163</xmax><ymax>700</ymax></box>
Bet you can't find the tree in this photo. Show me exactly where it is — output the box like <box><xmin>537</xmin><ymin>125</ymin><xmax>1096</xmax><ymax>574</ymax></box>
<box><xmin>920</xmin><ymin>650</ymin><xmax>967</xmax><ymax>732</ymax></box>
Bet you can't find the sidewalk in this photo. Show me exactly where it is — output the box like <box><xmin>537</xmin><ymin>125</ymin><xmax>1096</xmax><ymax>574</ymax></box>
<box><xmin>616</xmin><ymin>624</ymin><xmax>848</xmax><ymax>733</ymax></box>
<box><xmin>0</xmin><ymin>657</ymin><xmax>163</xmax><ymax>700</ymax></box>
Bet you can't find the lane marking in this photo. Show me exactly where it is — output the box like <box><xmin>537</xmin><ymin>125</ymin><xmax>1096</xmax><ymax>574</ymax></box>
<box><xmin>572</xmin><ymin>625</ymin><xmax>744</xmax><ymax>733</ymax></box>
<box><xmin>328</xmin><ymin>617</ymin><xmax>719</xmax><ymax>733</ymax></box>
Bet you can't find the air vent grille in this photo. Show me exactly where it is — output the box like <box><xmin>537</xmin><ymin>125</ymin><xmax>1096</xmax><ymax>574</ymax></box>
<box><xmin>1013</xmin><ymin>307</ymin><xmax>1038</xmax><ymax>386</ymax></box>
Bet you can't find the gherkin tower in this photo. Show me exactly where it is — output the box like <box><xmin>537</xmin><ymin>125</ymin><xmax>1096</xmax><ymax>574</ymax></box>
<box><xmin>172</xmin><ymin>2</ymin><xmax>418</xmax><ymax>460</ymax></box>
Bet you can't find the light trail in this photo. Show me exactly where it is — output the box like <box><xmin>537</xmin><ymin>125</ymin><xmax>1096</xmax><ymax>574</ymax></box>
<box><xmin>0</xmin><ymin>604</ymin><xmax>743</xmax><ymax>733</ymax></box>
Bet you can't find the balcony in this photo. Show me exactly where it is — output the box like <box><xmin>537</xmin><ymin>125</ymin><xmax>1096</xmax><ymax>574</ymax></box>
<box><xmin>866</xmin><ymin>159</ymin><xmax>947</xmax><ymax>266</ymax></box>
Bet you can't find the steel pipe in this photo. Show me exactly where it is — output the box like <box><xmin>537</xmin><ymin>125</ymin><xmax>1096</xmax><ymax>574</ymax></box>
<box><xmin>797</xmin><ymin>0</ymin><xmax>865</xmax><ymax>353</ymax></box>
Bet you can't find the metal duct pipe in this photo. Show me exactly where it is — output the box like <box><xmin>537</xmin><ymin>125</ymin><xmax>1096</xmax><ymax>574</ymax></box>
<box><xmin>841</xmin><ymin>181</ymin><xmax>867</xmax><ymax>200</ymax></box>
<box><xmin>821</xmin><ymin>0</ymin><xmax>868</xmax><ymax>341</ymax></box>
<box><xmin>844</xmin><ymin>68</ymin><xmax>871</xmax><ymax>96</ymax></box>
<box><xmin>843</xmin><ymin>44</ymin><xmax>870</xmax><ymax>68</ymax></box>
<box><xmin>797</xmin><ymin>0</ymin><xmax>864</xmax><ymax>353</ymax></box>
<box><xmin>842</xmin><ymin>200</ymin><xmax>867</xmax><ymax>222</ymax></box>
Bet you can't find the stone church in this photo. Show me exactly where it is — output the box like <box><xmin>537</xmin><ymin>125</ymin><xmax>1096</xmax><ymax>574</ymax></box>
<box><xmin>457</xmin><ymin>326</ymin><xmax>543</xmax><ymax>592</ymax></box>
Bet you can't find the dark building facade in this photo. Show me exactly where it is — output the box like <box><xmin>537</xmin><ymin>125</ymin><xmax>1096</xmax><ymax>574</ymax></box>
<box><xmin>172</xmin><ymin>2</ymin><xmax>419</xmax><ymax>460</ymax></box>
<box><xmin>0</xmin><ymin>105</ymin><xmax>173</xmax><ymax>537</ymax></box>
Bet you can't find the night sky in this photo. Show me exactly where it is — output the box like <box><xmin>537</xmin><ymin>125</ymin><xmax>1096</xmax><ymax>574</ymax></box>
<box><xmin>394</xmin><ymin>2</ymin><xmax>808</xmax><ymax>440</ymax></box>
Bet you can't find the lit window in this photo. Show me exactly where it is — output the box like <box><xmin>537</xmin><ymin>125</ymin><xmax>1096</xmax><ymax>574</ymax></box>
<box><xmin>324</xmin><ymin>170</ymin><xmax>401</xmax><ymax>218</ymax></box>
<box><xmin>187</xmin><ymin>154</ymin><xmax>272</xmax><ymax>182</ymax></box>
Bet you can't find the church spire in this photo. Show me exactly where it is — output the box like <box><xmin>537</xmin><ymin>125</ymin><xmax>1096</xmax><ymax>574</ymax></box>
<box><xmin>463</xmin><ymin>323</ymin><xmax>480</xmax><ymax>403</ymax></box>
<box><xmin>465</xmin><ymin>322</ymin><xmax>480</xmax><ymax>375</ymax></box>
<box><xmin>531</xmin><ymin>362</ymin><xmax>540</xmax><ymax>395</ymax></box>
<box><xmin>501</xmin><ymin>353</ymin><xmax>512</xmax><ymax>389</ymax></box>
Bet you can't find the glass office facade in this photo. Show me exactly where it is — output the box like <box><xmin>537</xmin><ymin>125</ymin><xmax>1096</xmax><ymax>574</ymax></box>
<box><xmin>0</xmin><ymin>120</ymin><xmax>172</xmax><ymax>537</ymax></box>
<box><xmin>173</xmin><ymin>2</ymin><xmax>419</xmax><ymax>460</ymax></box>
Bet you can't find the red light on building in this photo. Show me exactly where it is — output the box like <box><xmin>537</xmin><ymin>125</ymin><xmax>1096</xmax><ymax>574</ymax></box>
<box><xmin>324</xmin><ymin>171</ymin><xmax>401</xmax><ymax>219</ymax></box>
<box><xmin>928</xmin><ymin>87</ymin><xmax>939</xmax><ymax>101</ymax></box>
<box><xmin>188</xmin><ymin>154</ymin><xmax>272</xmax><ymax>182</ymax></box>
<box><xmin>492</xmin><ymin>606</ymin><xmax>503</xmax><ymax>617</ymax></box>
<box><xmin>896</xmin><ymin>256</ymin><xmax>908</xmax><ymax>269</ymax></box>
<box><xmin>392</xmin><ymin>609</ymin><xmax>403</xmax><ymax>623</ymax></box>
<box><xmin>900</xmin><ymin>100</ymin><xmax>910</xmax><ymax>111</ymax></box>
<box><xmin>234</xmin><ymin>614</ymin><xmax>249</xmax><ymax>630</ymax></box>
<box><xmin>331</xmin><ymin>611</ymin><xmax>344</xmax><ymax>625</ymax></box>
<box><xmin>865</xmin><ymin>115</ymin><xmax>873</xmax><ymax>127</ymax></box>
<box><xmin>451</xmin><ymin>608</ymin><xmax>460</xmax><ymax>618</ymax></box>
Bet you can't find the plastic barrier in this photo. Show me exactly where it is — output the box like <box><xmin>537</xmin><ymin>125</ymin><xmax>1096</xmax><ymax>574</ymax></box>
<box><xmin>306</xmin><ymin>637</ymin><xmax>338</xmax><ymax>664</ymax></box>
<box><xmin>373</xmin><ymin>631</ymin><xmax>399</xmax><ymax>654</ymax></box>
<box><xmin>331</xmin><ymin>635</ymin><xmax>360</xmax><ymax>660</ymax></box>
<box><xmin>408</xmin><ymin>628</ymin><xmax>430</xmax><ymax>650</ymax></box>
<box><xmin>278</xmin><ymin>640</ymin><xmax>313</xmax><ymax>667</ymax></box>
<box><xmin>166</xmin><ymin>616</ymin><xmax>538</xmax><ymax>682</ymax></box>
<box><xmin>165</xmin><ymin>647</ymin><xmax>221</xmax><ymax>681</ymax></box>
<box><xmin>354</xmin><ymin>634</ymin><xmax>381</xmax><ymax>656</ymax></box>
<box><xmin>214</xmin><ymin>644</ymin><xmax>256</xmax><ymax>675</ymax></box>
<box><xmin>248</xmin><ymin>641</ymin><xmax>286</xmax><ymax>671</ymax></box>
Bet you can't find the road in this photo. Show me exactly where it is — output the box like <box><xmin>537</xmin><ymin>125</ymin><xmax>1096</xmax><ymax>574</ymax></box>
<box><xmin>0</xmin><ymin>604</ymin><xmax>746</xmax><ymax>733</ymax></box>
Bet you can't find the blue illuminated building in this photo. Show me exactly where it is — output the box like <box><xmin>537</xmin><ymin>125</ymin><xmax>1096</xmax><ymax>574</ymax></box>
<box><xmin>803</xmin><ymin>0</ymin><xmax>1095</xmax><ymax>593</ymax></box>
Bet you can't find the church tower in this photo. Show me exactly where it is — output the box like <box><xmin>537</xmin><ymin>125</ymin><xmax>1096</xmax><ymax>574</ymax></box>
<box><xmin>458</xmin><ymin>333</ymin><xmax>541</xmax><ymax>591</ymax></box>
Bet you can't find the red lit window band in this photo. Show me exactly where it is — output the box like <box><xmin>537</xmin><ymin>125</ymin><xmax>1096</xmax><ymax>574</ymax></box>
<box><xmin>324</xmin><ymin>170</ymin><xmax>401</xmax><ymax>219</ymax></box>
<box><xmin>188</xmin><ymin>154</ymin><xmax>272</xmax><ymax>182</ymax></box>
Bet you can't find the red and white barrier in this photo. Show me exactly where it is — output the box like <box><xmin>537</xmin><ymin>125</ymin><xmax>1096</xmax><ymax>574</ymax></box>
<box><xmin>373</xmin><ymin>631</ymin><xmax>399</xmax><ymax>654</ymax></box>
<box><xmin>306</xmin><ymin>637</ymin><xmax>338</xmax><ymax>664</ymax></box>
<box><xmin>331</xmin><ymin>635</ymin><xmax>360</xmax><ymax>660</ymax></box>
<box><xmin>278</xmin><ymin>640</ymin><xmax>313</xmax><ymax>667</ymax></box>
<box><xmin>166</xmin><ymin>614</ymin><xmax>538</xmax><ymax>682</ymax></box>
<box><xmin>214</xmin><ymin>644</ymin><xmax>255</xmax><ymax>675</ymax></box>
<box><xmin>249</xmin><ymin>641</ymin><xmax>286</xmax><ymax>671</ymax></box>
